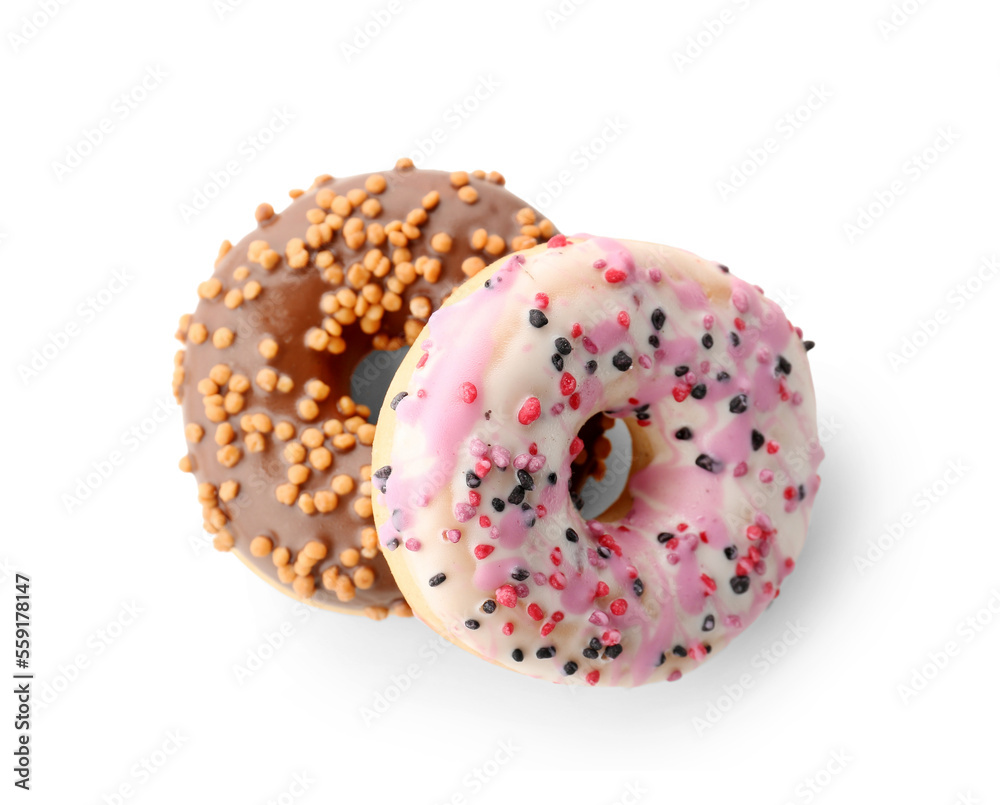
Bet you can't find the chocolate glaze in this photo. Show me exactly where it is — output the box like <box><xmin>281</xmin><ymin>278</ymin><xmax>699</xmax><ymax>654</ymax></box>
<box><xmin>175</xmin><ymin>166</ymin><xmax>559</xmax><ymax>614</ymax></box>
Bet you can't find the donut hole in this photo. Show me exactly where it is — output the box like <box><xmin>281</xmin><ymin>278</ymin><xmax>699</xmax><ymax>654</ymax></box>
<box><xmin>350</xmin><ymin>349</ymin><xmax>408</xmax><ymax>423</ymax></box>
<box><xmin>575</xmin><ymin>417</ymin><xmax>633</xmax><ymax>521</ymax></box>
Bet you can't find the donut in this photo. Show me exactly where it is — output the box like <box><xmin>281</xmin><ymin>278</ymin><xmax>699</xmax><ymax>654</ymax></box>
<box><xmin>371</xmin><ymin>236</ymin><xmax>822</xmax><ymax>682</ymax></box>
<box><xmin>172</xmin><ymin>161</ymin><xmax>559</xmax><ymax>617</ymax></box>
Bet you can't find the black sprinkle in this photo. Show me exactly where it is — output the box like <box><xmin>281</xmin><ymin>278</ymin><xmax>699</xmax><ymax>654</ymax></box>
<box><xmin>563</xmin><ymin>661</ymin><xmax>578</xmax><ymax>676</ymax></box>
<box><xmin>716</xmin><ymin>371</ymin><xmax>731</xmax><ymax>382</ymax></box>
<box><xmin>604</xmin><ymin>644</ymin><xmax>623</xmax><ymax>660</ymax></box>
<box><xmin>551</xmin><ymin>353</ymin><xmax>564</xmax><ymax>371</ymax></box>
<box><xmin>696</xmin><ymin>454</ymin><xmax>722</xmax><ymax>473</ymax></box>
<box><xmin>512</xmin><ymin>649</ymin><xmax>524</xmax><ymax>662</ymax></box>
<box><xmin>719</xmin><ymin>264</ymin><xmax>730</xmax><ymax>273</ymax></box>
<box><xmin>484</xmin><ymin>279</ymin><xmax>492</xmax><ymax>289</ymax></box>
<box><xmin>465</xmin><ymin>619</ymin><xmax>480</xmax><ymax>630</ymax></box>
<box><xmin>429</xmin><ymin>573</ymin><xmax>446</xmax><ymax>587</ymax></box>
<box><xmin>751</xmin><ymin>430</ymin><xmax>765</xmax><ymax>451</ymax></box>
<box><xmin>703</xmin><ymin>615</ymin><xmax>716</xmax><ymax>631</ymax></box>
<box><xmin>798</xmin><ymin>484</ymin><xmax>807</xmax><ymax>501</ymax></box>
<box><xmin>584</xmin><ymin>360</ymin><xmax>598</xmax><ymax>375</ymax></box>
<box><xmin>572</xmin><ymin>493</ymin><xmax>584</xmax><ymax>511</ymax></box>
<box><xmin>702</xmin><ymin>333</ymin><xmax>714</xmax><ymax>349</ymax></box>
<box><xmin>691</xmin><ymin>384</ymin><xmax>707</xmax><ymax>400</ymax></box>
<box><xmin>547</xmin><ymin>472</ymin><xmax>558</xmax><ymax>485</ymax></box>
<box><xmin>507</xmin><ymin>485</ymin><xmax>525</xmax><ymax>505</ymax></box>
<box><xmin>657</xmin><ymin>532</ymin><xmax>674</xmax><ymax>544</ymax></box>
<box><xmin>386</xmin><ymin>538</ymin><xmax>400</xmax><ymax>551</ymax></box>
<box><xmin>656</xmin><ymin>652</ymin><xmax>667</xmax><ymax>667</ymax></box>
<box><xmin>648</xmin><ymin>334</ymin><xmax>660</xmax><ymax>348</ymax></box>
<box><xmin>651</xmin><ymin>308</ymin><xmax>666</xmax><ymax>330</ymax></box>
<box><xmin>492</xmin><ymin>498</ymin><xmax>505</xmax><ymax>512</ymax></box>
<box><xmin>555</xmin><ymin>337</ymin><xmax>572</xmax><ymax>355</ymax></box>
<box><xmin>675</xmin><ymin>427</ymin><xmax>693</xmax><ymax>440</ymax></box>
<box><xmin>516</xmin><ymin>469</ymin><xmax>534</xmax><ymax>491</ymax></box>
<box><xmin>597</xmin><ymin>546</ymin><xmax>611</xmax><ymax>559</ymax></box>
<box><xmin>373</xmin><ymin>465</ymin><xmax>392</xmax><ymax>480</ymax></box>
<box><xmin>589</xmin><ymin>638</ymin><xmax>602</xmax><ymax>650</ymax></box>
<box><xmin>612</xmin><ymin>351</ymin><xmax>633</xmax><ymax>371</ymax></box>
<box><xmin>633</xmin><ymin>579</ymin><xmax>644</xmax><ymax>596</ymax></box>
<box><xmin>729</xmin><ymin>394</ymin><xmax>748</xmax><ymax>414</ymax></box>
<box><xmin>730</xmin><ymin>332</ymin><xmax>740</xmax><ymax>347</ymax></box>
<box><xmin>529</xmin><ymin>309</ymin><xmax>548</xmax><ymax>328</ymax></box>
<box><xmin>389</xmin><ymin>391</ymin><xmax>408</xmax><ymax>410</ymax></box>
<box><xmin>583</xmin><ymin>648</ymin><xmax>599</xmax><ymax>660</ymax></box>
<box><xmin>730</xmin><ymin>575</ymin><xmax>751</xmax><ymax>594</ymax></box>
<box><xmin>466</xmin><ymin>470</ymin><xmax>481</xmax><ymax>488</ymax></box>
<box><xmin>674</xmin><ymin>365</ymin><xmax>689</xmax><ymax>377</ymax></box>
<box><xmin>565</xmin><ymin>528</ymin><xmax>579</xmax><ymax>543</ymax></box>
<box><xmin>724</xmin><ymin>545</ymin><xmax>738</xmax><ymax>560</ymax></box>
<box><xmin>635</xmin><ymin>412</ymin><xmax>650</xmax><ymax>421</ymax></box>
<box><xmin>672</xmin><ymin>645</ymin><xmax>688</xmax><ymax>657</ymax></box>
<box><xmin>704</xmin><ymin>644</ymin><xmax>712</xmax><ymax>654</ymax></box>
<box><xmin>804</xmin><ymin>340</ymin><xmax>816</xmax><ymax>352</ymax></box>
<box><xmin>511</xmin><ymin>568</ymin><xmax>529</xmax><ymax>581</ymax></box>
<box><xmin>776</xmin><ymin>355</ymin><xmax>792</xmax><ymax>376</ymax></box>
<box><xmin>482</xmin><ymin>600</ymin><xmax>497</xmax><ymax>614</ymax></box>
<box><xmin>536</xmin><ymin>647</ymin><xmax>555</xmax><ymax>659</ymax></box>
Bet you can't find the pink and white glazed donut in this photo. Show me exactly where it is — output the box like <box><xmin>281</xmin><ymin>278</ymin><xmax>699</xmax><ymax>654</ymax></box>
<box><xmin>371</xmin><ymin>235</ymin><xmax>823</xmax><ymax>687</ymax></box>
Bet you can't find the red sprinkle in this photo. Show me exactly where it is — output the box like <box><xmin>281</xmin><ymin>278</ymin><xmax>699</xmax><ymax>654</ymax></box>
<box><xmin>569</xmin><ymin>436</ymin><xmax>584</xmax><ymax>456</ymax></box>
<box><xmin>527</xmin><ymin>603</ymin><xmax>544</xmax><ymax>621</ymax></box>
<box><xmin>528</xmin><ymin>442</ymin><xmax>538</xmax><ymax>455</ymax></box>
<box><xmin>468</xmin><ymin>491</ymin><xmax>481</xmax><ymax>506</ymax></box>
<box><xmin>479</xmin><ymin>515</ymin><xmax>491</xmax><ymax>528</ymax></box>
<box><xmin>474</xmin><ymin>544</ymin><xmax>494</xmax><ymax>559</ymax></box>
<box><xmin>604</xmin><ymin>268</ymin><xmax>627</xmax><ymax>283</ymax></box>
<box><xmin>534</xmin><ymin>292</ymin><xmax>550</xmax><ymax>309</ymax></box>
<box><xmin>540</xmin><ymin>621</ymin><xmax>555</xmax><ymax>637</ymax></box>
<box><xmin>677</xmin><ymin>523</ymin><xmax>689</xmax><ymax>532</ymax></box>
<box><xmin>672</xmin><ymin>386</ymin><xmax>690</xmax><ymax>402</ymax></box>
<box><xmin>595</xmin><ymin>581</ymin><xmax>610</xmax><ymax>598</ymax></box>
<box><xmin>586</xmin><ymin>670</ymin><xmax>600</xmax><ymax>686</ymax></box>
<box><xmin>785</xmin><ymin>557</ymin><xmax>796</xmax><ymax>569</ymax></box>
<box><xmin>617</xmin><ymin>311</ymin><xmax>630</xmax><ymax>327</ymax></box>
<box><xmin>700</xmin><ymin>573</ymin><xmax>717</xmax><ymax>592</ymax></box>
<box><xmin>699</xmin><ymin>531</ymin><xmax>709</xmax><ymax>543</ymax></box>
<box><xmin>496</xmin><ymin>585</ymin><xmax>518</xmax><ymax>608</ymax></box>
<box><xmin>602</xmin><ymin>629</ymin><xmax>621</xmax><ymax>645</ymax></box>
<box><xmin>571</xmin><ymin>323</ymin><xmax>583</xmax><ymax>338</ymax></box>
<box><xmin>548</xmin><ymin>234</ymin><xmax>568</xmax><ymax>248</ymax></box>
<box><xmin>460</xmin><ymin>382</ymin><xmax>477</xmax><ymax>403</ymax></box>
<box><xmin>735</xmin><ymin>317</ymin><xmax>746</xmax><ymax>331</ymax></box>
<box><xmin>536</xmin><ymin>504</ymin><xmax>547</xmax><ymax>518</ymax></box>
<box><xmin>474</xmin><ymin>459</ymin><xmax>492</xmax><ymax>478</ymax></box>
<box><xmin>610</xmin><ymin>599</ymin><xmax>628</xmax><ymax>616</ymax></box>
<box><xmin>767</xmin><ymin>441</ymin><xmax>780</xmax><ymax>454</ymax></box>
<box><xmin>552</xmin><ymin>611</ymin><xmax>565</xmax><ymax>622</ymax></box>
<box><xmin>568</xmin><ymin>392</ymin><xmax>581</xmax><ymax>410</ymax></box>
<box><xmin>502</xmin><ymin>622</ymin><xmax>514</xmax><ymax>636</ymax></box>
<box><xmin>550</xmin><ymin>572</ymin><xmax>566</xmax><ymax>590</ymax></box>
<box><xmin>550</xmin><ymin>547</ymin><xmax>563</xmax><ymax>566</ymax></box>
<box><xmin>517</xmin><ymin>397</ymin><xmax>541</xmax><ymax>425</ymax></box>
<box><xmin>416</xmin><ymin>353</ymin><xmax>428</xmax><ymax>369</ymax></box>
<box><xmin>783</xmin><ymin>486</ymin><xmax>797</xmax><ymax>500</ymax></box>
<box><xmin>746</xmin><ymin>525</ymin><xmax>762</xmax><ymax>540</ymax></box>
<box><xmin>560</xmin><ymin>373</ymin><xmax>577</xmax><ymax>396</ymax></box>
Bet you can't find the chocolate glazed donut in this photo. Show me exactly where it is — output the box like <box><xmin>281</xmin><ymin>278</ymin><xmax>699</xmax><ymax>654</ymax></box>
<box><xmin>173</xmin><ymin>160</ymin><xmax>561</xmax><ymax>617</ymax></box>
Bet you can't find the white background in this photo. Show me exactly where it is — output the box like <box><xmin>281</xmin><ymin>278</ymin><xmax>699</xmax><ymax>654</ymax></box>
<box><xmin>3</xmin><ymin>0</ymin><xmax>998</xmax><ymax>802</ymax></box>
